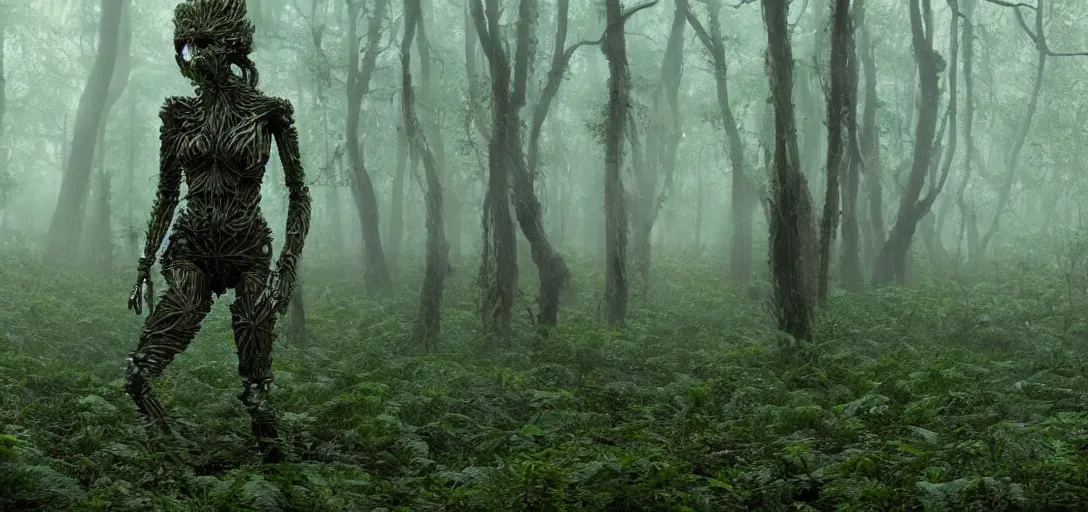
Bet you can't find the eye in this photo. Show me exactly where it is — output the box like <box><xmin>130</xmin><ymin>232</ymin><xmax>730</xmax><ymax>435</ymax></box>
<box><xmin>194</xmin><ymin>37</ymin><xmax>212</xmax><ymax>49</ymax></box>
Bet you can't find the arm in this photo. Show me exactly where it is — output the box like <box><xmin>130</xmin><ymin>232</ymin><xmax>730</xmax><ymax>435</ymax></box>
<box><xmin>138</xmin><ymin>98</ymin><xmax>185</xmax><ymax>274</ymax></box>
<box><xmin>271</xmin><ymin>98</ymin><xmax>311</xmax><ymax>305</ymax></box>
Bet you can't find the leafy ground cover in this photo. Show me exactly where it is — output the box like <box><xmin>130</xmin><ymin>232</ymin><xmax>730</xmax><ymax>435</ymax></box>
<box><xmin>2</xmin><ymin>249</ymin><xmax>1088</xmax><ymax>511</ymax></box>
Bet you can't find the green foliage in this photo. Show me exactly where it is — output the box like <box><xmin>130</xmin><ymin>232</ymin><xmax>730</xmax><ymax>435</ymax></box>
<box><xmin>2</xmin><ymin>249</ymin><xmax>1088</xmax><ymax>510</ymax></box>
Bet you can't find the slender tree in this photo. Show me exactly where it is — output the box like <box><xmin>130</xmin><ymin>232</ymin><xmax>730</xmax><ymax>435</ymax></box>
<box><xmin>679</xmin><ymin>0</ymin><xmax>757</xmax><ymax>282</ymax></box>
<box><xmin>345</xmin><ymin>0</ymin><xmax>394</xmax><ymax>297</ymax></box>
<box><xmin>469</xmin><ymin>0</ymin><xmax>519</xmax><ymax>337</ymax></box>
<box><xmin>872</xmin><ymin>0</ymin><xmax>942</xmax><ymax>285</ymax></box>
<box><xmin>601</xmin><ymin>0</ymin><xmax>659</xmax><ymax>326</ymax></box>
<box><xmin>816</xmin><ymin>0</ymin><xmax>851</xmax><ymax>302</ymax></box>
<box><xmin>762</xmin><ymin>0</ymin><xmax>817</xmax><ymax>341</ymax></box>
<box><xmin>45</xmin><ymin>0</ymin><xmax>124</xmax><ymax>263</ymax></box>
<box><xmin>403</xmin><ymin>0</ymin><xmax>447</xmax><ymax>349</ymax></box>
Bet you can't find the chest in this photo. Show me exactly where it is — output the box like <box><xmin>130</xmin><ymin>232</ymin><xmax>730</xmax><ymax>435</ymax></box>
<box><xmin>175</xmin><ymin>101</ymin><xmax>273</xmax><ymax>178</ymax></box>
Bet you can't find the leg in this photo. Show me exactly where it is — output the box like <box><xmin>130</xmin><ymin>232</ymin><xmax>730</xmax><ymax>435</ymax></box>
<box><xmin>125</xmin><ymin>260</ymin><xmax>212</xmax><ymax>433</ymax></box>
<box><xmin>230</xmin><ymin>266</ymin><xmax>282</xmax><ymax>463</ymax></box>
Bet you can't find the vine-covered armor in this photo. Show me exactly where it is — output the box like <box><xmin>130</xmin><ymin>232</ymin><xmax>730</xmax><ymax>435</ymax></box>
<box><xmin>124</xmin><ymin>0</ymin><xmax>311</xmax><ymax>463</ymax></box>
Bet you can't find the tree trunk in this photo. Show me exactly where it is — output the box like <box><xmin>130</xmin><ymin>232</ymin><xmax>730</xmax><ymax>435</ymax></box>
<box><xmin>403</xmin><ymin>0</ymin><xmax>447</xmax><ymax>349</ymax></box>
<box><xmin>45</xmin><ymin>0</ymin><xmax>124</xmax><ymax>264</ymax></box>
<box><xmin>762</xmin><ymin>0</ymin><xmax>817</xmax><ymax>341</ymax></box>
<box><xmin>345</xmin><ymin>0</ymin><xmax>394</xmax><ymax>297</ymax></box>
<box><xmin>388</xmin><ymin>128</ymin><xmax>407</xmax><ymax>272</ymax></box>
<box><xmin>817</xmin><ymin>0</ymin><xmax>853</xmax><ymax>302</ymax></box>
<box><xmin>88</xmin><ymin>0</ymin><xmax>132</xmax><ymax>271</ymax></box>
<box><xmin>601</xmin><ymin>0</ymin><xmax>650</xmax><ymax>326</ymax></box>
<box><xmin>627</xmin><ymin>3</ymin><xmax>684</xmax><ymax>302</ymax></box>
<box><xmin>839</xmin><ymin>0</ymin><xmax>864</xmax><ymax>290</ymax></box>
<box><xmin>0</xmin><ymin>18</ymin><xmax>8</xmax><ymax>232</ymax></box>
<box><xmin>954</xmin><ymin>1</ymin><xmax>975</xmax><ymax>264</ymax></box>
<box><xmin>972</xmin><ymin>0</ymin><xmax>1047</xmax><ymax>264</ymax></box>
<box><xmin>680</xmin><ymin>0</ymin><xmax>756</xmax><ymax>282</ymax></box>
<box><xmin>469</xmin><ymin>0</ymin><xmax>518</xmax><ymax>337</ymax></box>
<box><xmin>414</xmin><ymin>5</ymin><xmax>456</xmax><ymax>273</ymax></box>
<box><xmin>856</xmin><ymin>2</ymin><xmax>884</xmax><ymax>270</ymax></box>
<box><xmin>871</xmin><ymin>0</ymin><xmax>941</xmax><ymax>285</ymax></box>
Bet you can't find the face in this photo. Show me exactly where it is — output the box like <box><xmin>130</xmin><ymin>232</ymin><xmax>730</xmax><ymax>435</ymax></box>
<box><xmin>171</xmin><ymin>0</ymin><xmax>253</xmax><ymax>85</ymax></box>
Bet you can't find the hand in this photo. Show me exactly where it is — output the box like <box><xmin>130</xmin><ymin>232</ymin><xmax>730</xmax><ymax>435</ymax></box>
<box><xmin>128</xmin><ymin>269</ymin><xmax>151</xmax><ymax>315</ymax></box>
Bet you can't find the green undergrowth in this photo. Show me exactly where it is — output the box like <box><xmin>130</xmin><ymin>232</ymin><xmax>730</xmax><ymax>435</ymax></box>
<box><xmin>2</xmin><ymin>249</ymin><xmax>1088</xmax><ymax>511</ymax></box>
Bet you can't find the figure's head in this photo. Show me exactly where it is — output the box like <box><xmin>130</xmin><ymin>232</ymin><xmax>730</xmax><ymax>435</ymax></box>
<box><xmin>172</xmin><ymin>0</ymin><xmax>257</xmax><ymax>86</ymax></box>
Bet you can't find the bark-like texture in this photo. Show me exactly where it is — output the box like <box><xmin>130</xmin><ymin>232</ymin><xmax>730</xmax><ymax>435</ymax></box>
<box><xmin>125</xmin><ymin>0</ymin><xmax>311</xmax><ymax>464</ymax></box>
<box><xmin>469</xmin><ymin>0</ymin><xmax>518</xmax><ymax>337</ymax></box>
<box><xmin>762</xmin><ymin>0</ymin><xmax>817</xmax><ymax>341</ymax></box>
<box><xmin>817</xmin><ymin>0</ymin><xmax>853</xmax><ymax>302</ymax></box>
<box><xmin>839</xmin><ymin>0</ymin><xmax>864</xmax><ymax>291</ymax></box>
<box><xmin>601</xmin><ymin>0</ymin><xmax>657</xmax><ymax>326</ymax></box>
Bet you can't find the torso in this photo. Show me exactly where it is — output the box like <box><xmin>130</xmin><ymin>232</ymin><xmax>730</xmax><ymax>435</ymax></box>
<box><xmin>167</xmin><ymin>88</ymin><xmax>279</xmax><ymax>259</ymax></box>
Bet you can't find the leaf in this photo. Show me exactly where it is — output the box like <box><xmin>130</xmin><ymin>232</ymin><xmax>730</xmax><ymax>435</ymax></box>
<box><xmin>242</xmin><ymin>474</ymin><xmax>284</xmax><ymax>511</ymax></box>
<box><xmin>101</xmin><ymin>442</ymin><xmax>138</xmax><ymax>459</ymax></box>
<box><xmin>78</xmin><ymin>394</ymin><xmax>118</xmax><ymax>416</ymax></box>
<box><xmin>908</xmin><ymin>426</ymin><xmax>939</xmax><ymax>444</ymax></box>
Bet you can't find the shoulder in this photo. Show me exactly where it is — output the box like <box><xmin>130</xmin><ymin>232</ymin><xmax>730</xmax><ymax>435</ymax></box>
<box><xmin>264</xmin><ymin>96</ymin><xmax>296</xmax><ymax>126</ymax></box>
<box><xmin>159</xmin><ymin>96</ymin><xmax>196</xmax><ymax>130</ymax></box>
<box><xmin>160</xmin><ymin>96</ymin><xmax>196</xmax><ymax>117</ymax></box>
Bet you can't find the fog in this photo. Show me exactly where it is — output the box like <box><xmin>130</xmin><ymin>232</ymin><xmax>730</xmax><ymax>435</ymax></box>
<box><xmin>2</xmin><ymin>0</ymin><xmax>1088</xmax><ymax>509</ymax></box>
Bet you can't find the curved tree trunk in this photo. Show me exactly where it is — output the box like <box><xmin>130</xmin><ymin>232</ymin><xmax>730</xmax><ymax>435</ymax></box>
<box><xmin>345</xmin><ymin>0</ymin><xmax>394</xmax><ymax>297</ymax></box>
<box><xmin>856</xmin><ymin>3</ymin><xmax>884</xmax><ymax>271</ymax></box>
<box><xmin>627</xmin><ymin>4</ymin><xmax>684</xmax><ymax>302</ymax></box>
<box><xmin>972</xmin><ymin>0</ymin><xmax>1047</xmax><ymax>265</ymax></box>
<box><xmin>469</xmin><ymin>0</ymin><xmax>518</xmax><ymax>337</ymax></box>
<box><xmin>680</xmin><ymin>0</ymin><xmax>756</xmax><ymax>282</ymax></box>
<box><xmin>510</xmin><ymin>0</ymin><xmax>573</xmax><ymax>328</ymax></box>
<box><xmin>414</xmin><ymin>3</ymin><xmax>456</xmax><ymax>273</ymax></box>
<box><xmin>872</xmin><ymin>0</ymin><xmax>941</xmax><ymax>285</ymax></box>
<box><xmin>403</xmin><ymin>0</ymin><xmax>447</xmax><ymax>349</ymax></box>
<box><xmin>45</xmin><ymin>0</ymin><xmax>124</xmax><ymax>264</ymax></box>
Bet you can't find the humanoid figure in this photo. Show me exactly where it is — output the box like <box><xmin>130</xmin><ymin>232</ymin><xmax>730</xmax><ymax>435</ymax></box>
<box><xmin>124</xmin><ymin>0</ymin><xmax>311</xmax><ymax>463</ymax></box>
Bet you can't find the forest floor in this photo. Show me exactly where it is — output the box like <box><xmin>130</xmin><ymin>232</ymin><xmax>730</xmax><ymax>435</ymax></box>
<box><xmin>2</xmin><ymin>249</ymin><xmax>1088</xmax><ymax>511</ymax></box>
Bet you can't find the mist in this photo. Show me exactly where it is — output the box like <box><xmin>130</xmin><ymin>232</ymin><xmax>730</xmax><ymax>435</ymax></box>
<box><xmin>2</xmin><ymin>0</ymin><xmax>1088</xmax><ymax>509</ymax></box>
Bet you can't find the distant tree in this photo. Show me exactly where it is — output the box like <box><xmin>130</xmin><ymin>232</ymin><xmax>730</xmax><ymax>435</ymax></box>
<box><xmin>402</xmin><ymin>0</ymin><xmax>447</xmax><ymax>350</ymax></box>
<box><xmin>344</xmin><ymin>0</ymin><xmax>394</xmax><ymax>297</ymax></box>
<box><xmin>45</xmin><ymin>0</ymin><xmax>124</xmax><ymax>264</ymax></box>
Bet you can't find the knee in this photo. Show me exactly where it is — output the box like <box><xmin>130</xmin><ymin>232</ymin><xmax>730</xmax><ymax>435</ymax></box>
<box><xmin>239</xmin><ymin>375</ymin><xmax>274</xmax><ymax>410</ymax></box>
